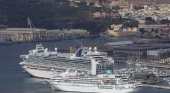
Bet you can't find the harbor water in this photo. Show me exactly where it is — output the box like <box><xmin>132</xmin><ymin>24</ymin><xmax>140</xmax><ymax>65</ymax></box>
<box><xmin>0</xmin><ymin>37</ymin><xmax>170</xmax><ymax>93</ymax></box>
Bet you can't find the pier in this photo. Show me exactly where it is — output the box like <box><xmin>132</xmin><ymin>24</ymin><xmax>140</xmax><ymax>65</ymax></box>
<box><xmin>139</xmin><ymin>62</ymin><xmax>170</xmax><ymax>69</ymax></box>
<box><xmin>143</xmin><ymin>84</ymin><xmax>170</xmax><ymax>90</ymax></box>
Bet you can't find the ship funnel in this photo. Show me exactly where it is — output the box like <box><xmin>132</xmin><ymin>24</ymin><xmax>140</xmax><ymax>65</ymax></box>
<box><xmin>44</xmin><ymin>48</ymin><xmax>48</xmax><ymax>52</ymax></box>
<box><xmin>75</xmin><ymin>46</ymin><xmax>83</xmax><ymax>57</ymax></box>
<box><xmin>66</xmin><ymin>68</ymin><xmax>71</xmax><ymax>72</ymax></box>
<box><xmin>75</xmin><ymin>71</ymin><xmax>78</xmax><ymax>75</ymax></box>
<box><xmin>55</xmin><ymin>47</ymin><xmax>57</xmax><ymax>52</ymax></box>
<box><xmin>89</xmin><ymin>47</ymin><xmax>92</xmax><ymax>52</ymax></box>
<box><xmin>94</xmin><ymin>47</ymin><xmax>97</xmax><ymax>52</ymax></box>
<box><xmin>108</xmin><ymin>57</ymin><xmax>114</xmax><ymax>63</ymax></box>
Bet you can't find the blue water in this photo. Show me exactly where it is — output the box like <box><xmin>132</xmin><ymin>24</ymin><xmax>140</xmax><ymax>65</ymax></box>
<box><xmin>0</xmin><ymin>37</ymin><xmax>170</xmax><ymax>93</ymax></box>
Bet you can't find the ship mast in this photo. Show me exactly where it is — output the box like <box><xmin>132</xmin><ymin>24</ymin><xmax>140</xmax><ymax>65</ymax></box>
<box><xmin>27</xmin><ymin>17</ymin><xmax>35</xmax><ymax>41</ymax></box>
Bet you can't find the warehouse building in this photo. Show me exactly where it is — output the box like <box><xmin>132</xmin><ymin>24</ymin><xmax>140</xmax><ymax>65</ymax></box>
<box><xmin>0</xmin><ymin>28</ymin><xmax>89</xmax><ymax>41</ymax></box>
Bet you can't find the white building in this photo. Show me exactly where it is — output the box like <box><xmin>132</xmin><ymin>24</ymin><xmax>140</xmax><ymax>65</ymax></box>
<box><xmin>147</xmin><ymin>49</ymin><xmax>167</xmax><ymax>56</ymax></box>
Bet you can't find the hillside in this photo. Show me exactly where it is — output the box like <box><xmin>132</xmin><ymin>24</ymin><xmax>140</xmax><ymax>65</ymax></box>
<box><xmin>0</xmin><ymin>0</ymin><xmax>90</xmax><ymax>29</ymax></box>
<box><xmin>0</xmin><ymin>0</ymin><xmax>137</xmax><ymax>34</ymax></box>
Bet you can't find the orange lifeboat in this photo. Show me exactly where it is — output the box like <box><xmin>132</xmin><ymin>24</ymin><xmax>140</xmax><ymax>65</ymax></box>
<box><xmin>63</xmin><ymin>78</ymin><xmax>68</xmax><ymax>81</ymax></box>
<box><xmin>102</xmin><ymin>78</ymin><xmax>115</xmax><ymax>83</ymax></box>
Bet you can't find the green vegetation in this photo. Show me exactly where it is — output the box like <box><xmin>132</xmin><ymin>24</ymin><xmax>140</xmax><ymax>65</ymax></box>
<box><xmin>0</xmin><ymin>0</ymin><xmax>133</xmax><ymax>34</ymax></box>
<box><xmin>121</xmin><ymin>19</ymin><xmax>139</xmax><ymax>28</ymax></box>
<box><xmin>134</xmin><ymin>6</ymin><xmax>144</xmax><ymax>10</ymax></box>
<box><xmin>159</xmin><ymin>19</ymin><xmax>170</xmax><ymax>24</ymax></box>
<box><xmin>112</xmin><ymin>6</ymin><xmax>121</xmax><ymax>11</ymax></box>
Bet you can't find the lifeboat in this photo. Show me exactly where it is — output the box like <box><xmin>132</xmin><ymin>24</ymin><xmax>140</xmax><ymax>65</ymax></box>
<box><xmin>63</xmin><ymin>78</ymin><xmax>68</xmax><ymax>81</ymax></box>
<box><xmin>102</xmin><ymin>78</ymin><xmax>109</xmax><ymax>83</ymax></box>
<box><xmin>102</xmin><ymin>78</ymin><xmax>115</xmax><ymax>83</ymax></box>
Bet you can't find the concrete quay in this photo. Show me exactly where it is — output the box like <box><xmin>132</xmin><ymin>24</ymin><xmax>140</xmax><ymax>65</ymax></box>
<box><xmin>0</xmin><ymin>28</ymin><xmax>90</xmax><ymax>42</ymax></box>
<box><xmin>143</xmin><ymin>84</ymin><xmax>170</xmax><ymax>90</ymax></box>
<box><xmin>139</xmin><ymin>62</ymin><xmax>170</xmax><ymax>69</ymax></box>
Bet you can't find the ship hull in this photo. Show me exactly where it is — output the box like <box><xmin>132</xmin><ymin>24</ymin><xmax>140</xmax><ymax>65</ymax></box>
<box><xmin>24</xmin><ymin>68</ymin><xmax>56</xmax><ymax>79</ymax></box>
<box><xmin>47</xmin><ymin>82</ymin><xmax>138</xmax><ymax>93</ymax></box>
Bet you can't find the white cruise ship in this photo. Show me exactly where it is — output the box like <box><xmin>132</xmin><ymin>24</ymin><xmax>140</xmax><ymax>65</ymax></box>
<box><xmin>19</xmin><ymin>44</ymin><xmax>114</xmax><ymax>79</ymax></box>
<box><xmin>47</xmin><ymin>69</ymin><xmax>141</xmax><ymax>93</ymax></box>
<box><xmin>20</xmin><ymin>43</ymin><xmax>74</xmax><ymax>60</ymax></box>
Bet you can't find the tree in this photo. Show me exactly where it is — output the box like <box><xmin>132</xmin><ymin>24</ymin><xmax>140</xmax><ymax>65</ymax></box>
<box><xmin>98</xmin><ymin>0</ymin><xmax>103</xmax><ymax>4</ymax></box>
<box><xmin>139</xmin><ymin>28</ymin><xmax>144</xmax><ymax>35</ymax></box>
<box><xmin>145</xmin><ymin>17</ymin><xmax>154</xmax><ymax>24</ymax></box>
<box><xmin>159</xmin><ymin>19</ymin><xmax>170</xmax><ymax>24</ymax></box>
<box><xmin>151</xmin><ymin>28</ymin><xmax>154</xmax><ymax>32</ymax></box>
<box><xmin>77</xmin><ymin>1</ymin><xmax>87</xmax><ymax>7</ymax></box>
<box><xmin>145</xmin><ymin>17</ymin><xmax>152</xmax><ymax>21</ymax></box>
<box><xmin>155</xmin><ymin>6</ymin><xmax>159</xmax><ymax>10</ymax></box>
<box><xmin>122</xmin><ymin>20</ymin><xmax>139</xmax><ymax>28</ymax></box>
<box><xmin>134</xmin><ymin>6</ymin><xmax>144</xmax><ymax>10</ymax></box>
<box><xmin>89</xmin><ymin>2</ymin><xmax>94</xmax><ymax>7</ymax></box>
<box><xmin>112</xmin><ymin>6</ymin><xmax>120</xmax><ymax>11</ymax></box>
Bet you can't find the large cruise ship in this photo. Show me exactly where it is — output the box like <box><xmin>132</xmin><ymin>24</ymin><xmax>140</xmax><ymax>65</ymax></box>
<box><xmin>19</xmin><ymin>44</ymin><xmax>114</xmax><ymax>79</ymax></box>
<box><xmin>47</xmin><ymin>69</ymin><xmax>141</xmax><ymax>93</ymax></box>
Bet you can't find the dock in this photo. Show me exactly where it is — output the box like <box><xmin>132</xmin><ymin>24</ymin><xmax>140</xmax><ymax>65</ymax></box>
<box><xmin>143</xmin><ymin>84</ymin><xmax>170</xmax><ymax>90</ymax></box>
<box><xmin>139</xmin><ymin>62</ymin><xmax>170</xmax><ymax>69</ymax></box>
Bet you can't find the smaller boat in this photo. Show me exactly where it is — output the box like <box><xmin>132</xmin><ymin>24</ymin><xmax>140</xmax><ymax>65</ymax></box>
<box><xmin>47</xmin><ymin>70</ymin><xmax>142</xmax><ymax>93</ymax></box>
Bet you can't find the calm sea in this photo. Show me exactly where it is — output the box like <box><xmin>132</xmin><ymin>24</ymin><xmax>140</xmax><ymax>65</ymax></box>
<box><xmin>0</xmin><ymin>37</ymin><xmax>170</xmax><ymax>93</ymax></box>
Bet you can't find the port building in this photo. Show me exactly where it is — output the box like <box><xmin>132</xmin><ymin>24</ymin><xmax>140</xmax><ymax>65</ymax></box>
<box><xmin>106</xmin><ymin>24</ymin><xmax>138</xmax><ymax>37</ymax></box>
<box><xmin>71</xmin><ymin>42</ymin><xmax>170</xmax><ymax>63</ymax></box>
<box><xmin>111</xmin><ymin>43</ymin><xmax>170</xmax><ymax>63</ymax></box>
<box><xmin>0</xmin><ymin>28</ymin><xmax>89</xmax><ymax>41</ymax></box>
